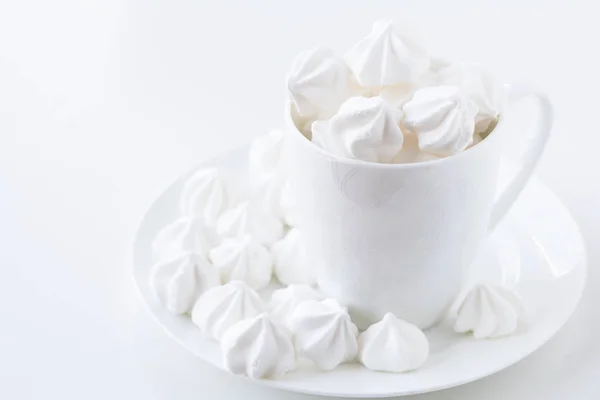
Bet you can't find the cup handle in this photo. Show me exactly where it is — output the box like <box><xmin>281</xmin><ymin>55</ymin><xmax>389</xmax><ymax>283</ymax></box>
<box><xmin>488</xmin><ymin>83</ymin><xmax>554</xmax><ymax>231</ymax></box>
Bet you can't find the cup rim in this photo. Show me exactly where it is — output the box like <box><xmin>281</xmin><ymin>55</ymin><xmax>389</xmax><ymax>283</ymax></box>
<box><xmin>284</xmin><ymin>94</ymin><xmax>506</xmax><ymax>170</ymax></box>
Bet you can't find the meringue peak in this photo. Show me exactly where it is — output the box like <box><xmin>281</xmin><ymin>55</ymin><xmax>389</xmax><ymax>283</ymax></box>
<box><xmin>287</xmin><ymin>46</ymin><xmax>354</xmax><ymax>120</ymax></box>
<box><xmin>454</xmin><ymin>283</ymin><xmax>524</xmax><ymax>339</ymax></box>
<box><xmin>358</xmin><ymin>312</ymin><xmax>429</xmax><ymax>372</ymax></box>
<box><xmin>345</xmin><ymin>19</ymin><xmax>430</xmax><ymax>87</ymax></box>
<box><xmin>191</xmin><ymin>281</ymin><xmax>266</xmax><ymax>340</ymax></box>
<box><xmin>403</xmin><ymin>85</ymin><xmax>479</xmax><ymax>156</ymax></box>
<box><xmin>209</xmin><ymin>235</ymin><xmax>273</xmax><ymax>291</ymax></box>
<box><xmin>312</xmin><ymin>96</ymin><xmax>404</xmax><ymax>163</ymax></box>
<box><xmin>289</xmin><ymin>299</ymin><xmax>358</xmax><ymax>370</ymax></box>
<box><xmin>216</xmin><ymin>200</ymin><xmax>284</xmax><ymax>246</ymax></box>
<box><xmin>148</xmin><ymin>251</ymin><xmax>220</xmax><ymax>315</ymax></box>
<box><xmin>437</xmin><ymin>63</ymin><xmax>506</xmax><ymax>134</ymax></box>
<box><xmin>269</xmin><ymin>284</ymin><xmax>324</xmax><ymax>328</ymax></box>
<box><xmin>180</xmin><ymin>167</ymin><xmax>227</xmax><ymax>225</ymax></box>
<box><xmin>221</xmin><ymin>313</ymin><xmax>297</xmax><ymax>379</ymax></box>
<box><xmin>153</xmin><ymin>216</ymin><xmax>218</xmax><ymax>260</ymax></box>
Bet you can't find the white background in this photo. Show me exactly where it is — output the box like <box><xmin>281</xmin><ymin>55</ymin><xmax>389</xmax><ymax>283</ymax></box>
<box><xmin>1</xmin><ymin>1</ymin><xmax>599</xmax><ymax>399</ymax></box>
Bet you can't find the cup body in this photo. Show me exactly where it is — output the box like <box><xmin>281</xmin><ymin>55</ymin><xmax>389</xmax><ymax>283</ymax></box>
<box><xmin>284</xmin><ymin>105</ymin><xmax>503</xmax><ymax>329</ymax></box>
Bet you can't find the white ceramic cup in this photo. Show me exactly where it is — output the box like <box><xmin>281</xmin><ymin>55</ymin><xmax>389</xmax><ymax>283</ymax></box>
<box><xmin>284</xmin><ymin>83</ymin><xmax>553</xmax><ymax>330</ymax></box>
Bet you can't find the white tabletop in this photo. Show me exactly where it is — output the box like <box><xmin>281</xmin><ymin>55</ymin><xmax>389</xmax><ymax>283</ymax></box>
<box><xmin>1</xmin><ymin>1</ymin><xmax>599</xmax><ymax>399</ymax></box>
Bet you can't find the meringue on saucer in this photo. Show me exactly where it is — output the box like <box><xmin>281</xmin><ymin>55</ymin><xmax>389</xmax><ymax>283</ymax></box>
<box><xmin>148</xmin><ymin>251</ymin><xmax>220</xmax><ymax>315</ymax></box>
<box><xmin>216</xmin><ymin>200</ymin><xmax>284</xmax><ymax>247</ymax></box>
<box><xmin>191</xmin><ymin>281</ymin><xmax>266</xmax><ymax>340</ymax></box>
<box><xmin>289</xmin><ymin>299</ymin><xmax>358</xmax><ymax>370</ymax></box>
<box><xmin>153</xmin><ymin>216</ymin><xmax>218</xmax><ymax>260</ymax></box>
<box><xmin>453</xmin><ymin>283</ymin><xmax>525</xmax><ymax>339</ymax></box>
<box><xmin>180</xmin><ymin>167</ymin><xmax>227</xmax><ymax>225</ymax></box>
<box><xmin>358</xmin><ymin>313</ymin><xmax>429</xmax><ymax>373</ymax></box>
<box><xmin>209</xmin><ymin>235</ymin><xmax>273</xmax><ymax>291</ymax></box>
<box><xmin>221</xmin><ymin>313</ymin><xmax>297</xmax><ymax>379</ymax></box>
<box><xmin>269</xmin><ymin>284</ymin><xmax>324</xmax><ymax>328</ymax></box>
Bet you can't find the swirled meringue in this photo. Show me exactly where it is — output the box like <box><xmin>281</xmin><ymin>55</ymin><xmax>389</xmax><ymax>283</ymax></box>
<box><xmin>153</xmin><ymin>216</ymin><xmax>218</xmax><ymax>260</ymax></box>
<box><xmin>287</xmin><ymin>46</ymin><xmax>354</xmax><ymax>120</ymax></box>
<box><xmin>191</xmin><ymin>281</ymin><xmax>266</xmax><ymax>340</ymax></box>
<box><xmin>209</xmin><ymin>235</ymin><xmax>273</xmax><ymax>291</ymax></box>
<box><xmin>148</xmin><ymin>251</ymin><xmax>220</xmax><ymax>315</ymax></box>
<box><xmin>272</xmin><ymin>228</ymin><xmax>315</xmax><ymax>286</ymax></box>
<box><xmin>221</xmin><ymin>313</ymin><xmax>297</xmax><ymax>379</ymax></box>
<box><xmin>289</xmin><ymin>299</ymin><xmax>358</xmax><ymax>370</ymax></box>
<box><xmin>358</xmin><ymin>313</ymin><xmax>429</xmax><ymax>372</ymax></box>
<box><xmin>180</xmin><ymin>168</ymin><xmax>227</xmax><ymax>225</ymax></box>
<box><xmin>216</xmin><ymin>200</ymin><xmax>284</xmax><ymax>246</ymax></box>
<box><xmin>269</xmin><ymin>284</ymin><xmax>323</xmax><ymax>328</ymax></box>
<box><xmin>312</xmin><ymin>96</ymin><xmax>404</xmax><ymax>163</ymax></box>
<box><xmin>402</xmin><ymin>85</ymin><xmax>479</xmax><ymax>156</ymax></box>
<box><xmin>249</xmin><ymin>130</ymin><xmax>284</xmax><ymax>184</ymax></box>
<box><xmin>345</xmin><ymin>20</ymin><xmax>430</xmax><ymax>87</ymax></box>
<box><xmin>437</xmin><ymin>63</ymin><xmax>506</xmax><ymax>133</ymax></box>
<box><xmin>453</xmin><ymin>283</ymin><xmax>525</xmax><ymax>339</ymax></box>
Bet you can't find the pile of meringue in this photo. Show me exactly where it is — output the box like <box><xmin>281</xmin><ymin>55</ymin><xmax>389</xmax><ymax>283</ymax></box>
<box><xmin>146</xmin><ymin>19</ymin><xmax>524</xmax><ymax>380</ymax></box>
<box><xmin>287</xmin><ymin>19</ymin><xmax>506</xmax><ymax>163</ymax></box>
<box><xmin>148</xmin><ymin>124</ymin><xmax>525</xmax><ymax>379</ymax></box>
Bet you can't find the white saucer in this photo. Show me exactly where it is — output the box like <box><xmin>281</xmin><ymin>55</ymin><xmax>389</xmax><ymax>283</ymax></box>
<box><xmin>131</xmin><ymin>145</ymin><xmax>587</xmax><ymax>398</ymax></box>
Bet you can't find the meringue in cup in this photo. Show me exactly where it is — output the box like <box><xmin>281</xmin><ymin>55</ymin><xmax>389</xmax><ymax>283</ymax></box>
<box><xmin>287</xmin><ymin>46</ymin><xmax>355</xmax><ymax>121</ymax></box>
<box><xmin>345</xmin><ymin>20</ymin><xmax>430</xmax><ymax>87</ymax></box>
<box><xmin>312</xmin><ymin>96</ymin><xmax>404</xmax><ymax>163</ymax></box>
<box><xmin>402</xmin><ymin>85</ymin><xmax>479</xmax><ymax>156</ymax></box>
<box><xmin>285</xmin><ymin>19</ymin><xmax>506</xmax><ymax>164</ymax></box>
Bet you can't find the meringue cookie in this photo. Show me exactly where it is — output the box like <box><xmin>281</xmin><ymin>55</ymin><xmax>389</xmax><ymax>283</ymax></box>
<box><xmin>272</xmin><ymin>228</ymin><xmax>316</xmax><ymax>286</ymax></box>
<box><xmin>345</xmin><ymin>20</ymin><xmax>430</xmax><ymax>87</ymax></box>
<box><xmin>437</xmin><ymin>63</ymin><xmax>506</xmax><ymax>133</ymax></box>
<box><xmin>391</xmin><ymin>132</ymin><xmax>442</xmax><ymax>164</ymax></box>
<box><xmin>312</xmin><ymin>96</ymin><xmax>404</xmax><ymax>163</ymax></box>
<box><xmin>191</xmin><ymin>281</ymin><xmax>266</xmax><ymax>340</ymax></box>
<box><xmin>287</xmin><ymin>46</ymin><xmax>354</xmax><ymax>120</ymax></box>
<box><xmin>249</xmin><ymin>130</ymin><xmax>284</xmax><ymax>184</ymax></box>
<box><xmin>403</xmin><ymin>85</ymin><xmax>479</xmax><ymax>156</ymax></box>
<box><xmin>269</xmin><ymin>284</ymin><xmax>323</xmax><ymax>328</ymax></box>
<box><xmin>153</xmin><ymin>216</ymin><xmax>218</xmax><ymax>260</ymax></box>
<box><xmin>279</xmin><ymin>181</ymin><xmax>300</xmax><ymax>227</ymax></box>
<box><xmin>148</xmin><ymin>251</ymin><xmax>220</xmax><ymax>315</ymax></box>
<box><xmin>221</xmin><ymin>313</ymin><xmax>297</xmax><ymax>379</ymax></box>
<box><xmin>453</xmin><ymin>283</ymin><xmax>525</xmax><ymax>339</ymax></box>
<box><xmin>209</xmin><ymin>235</ymin><xmax>273</xmax><ymax>291</ymax></box>
<box><xmin>216</xmin><ymin>200</ymin><xmax>284</xmax><ymax>246</ymax></box>
<box><xmin>180</xmin><ymin>168</ymin><xmax>227</xmax><ymax>225</ymax></box>
<box><xmin>289</xmin><ymin>299</ymin><xmax>358</xmax><ymax>370</ymax></box>
<box><xmin>358</xmin><ymin>313</ymin><xmax>429</xmax><ymax>372</ymax></box>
